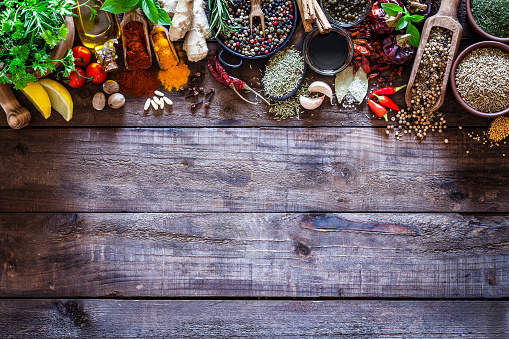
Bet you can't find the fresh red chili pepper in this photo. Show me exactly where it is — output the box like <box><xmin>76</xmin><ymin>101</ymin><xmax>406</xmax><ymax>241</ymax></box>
<box><xmin>369</xmin><ymin>84</ymin><xmax>406</xmax><ymax>97</ymax></box>
<box><xmin>361</xmin><ymin>55</ymin><xmax>372</xmax><ymax>74</ymax></box>
<box><xmin>372</xmin><ymin>94</ymin><xmax>400</xmax><ymax>111</ymax></box>
<box><xmin>368</xmin><ymin>98</ymin><xmax>388</xmax><ymax>121</ymax></box>
<box><xmin>354</xmin><ymin>44</ymin><xmax>370</xmax><ymax>56</ymax></box>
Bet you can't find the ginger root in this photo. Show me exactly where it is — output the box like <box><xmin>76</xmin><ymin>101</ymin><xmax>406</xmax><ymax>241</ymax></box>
<box><xmin>159</xmin><ymin>0</ymin><xmax>179</xmax><ymax>18</ymax></box>
<box><xmin>169</xmin><ymin>0</ymin><xmax>193</xmax><ymax>41</ymax></box>
<box><xmin>183</xmin><ymin>0</ymin><xmax>211</xmax><ymax>61</ymax></box>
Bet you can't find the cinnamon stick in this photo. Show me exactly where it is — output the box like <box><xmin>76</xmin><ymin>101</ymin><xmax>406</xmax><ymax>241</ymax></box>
<box><xmin>312</xmin><ymin>0</ymin><xmax>331</xmax><ymax>33</ymax></box>
<box><xmin>295</xmin><ymin>0</ymin><xmax>313</xmax><ymax>32</ymax></box>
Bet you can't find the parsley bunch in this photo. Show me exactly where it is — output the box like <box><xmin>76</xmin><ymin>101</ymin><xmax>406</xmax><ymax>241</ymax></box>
<box><xmin>0</xmin><ymin>0</ymin><xmax>78</xmax><ymax>90</ymax></box>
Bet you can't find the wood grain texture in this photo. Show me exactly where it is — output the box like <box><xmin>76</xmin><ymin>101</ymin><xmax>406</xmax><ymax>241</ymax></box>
<box><xmin>0</xmin><ymin>299</ymin><xmax>508</xmax><ymax>338</ymax></box>
<box><xmin>1</xmin><ymin>127</ymin><xmax>508</xmax><ymax>213</ymax></box>
<box><xmin>1</xmin><ymin>213</ymin><xmax>508</xmax><ymax>298</ymax></box>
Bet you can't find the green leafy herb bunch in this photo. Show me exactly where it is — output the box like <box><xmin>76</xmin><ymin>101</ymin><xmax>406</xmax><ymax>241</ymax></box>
<box><xmin>381</xmin><ymin>2</ymin><xmax>424</xmax><ymax>47</ymax></box>
<box><xmin>0</xmin><ymin>0</ymin><xmax>78</xmax><ymax>90</ymax></box>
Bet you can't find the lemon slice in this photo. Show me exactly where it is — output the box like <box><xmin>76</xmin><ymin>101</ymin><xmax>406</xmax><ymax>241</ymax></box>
<box><xmin>39</xmin><ymin>78</ymin><xmax>73</xmax><ymax>121</ymax></box>
<box><xmin>20</xmin><ymin>82</ymin><xmax>51</xmax><ymax>119</ymax></box>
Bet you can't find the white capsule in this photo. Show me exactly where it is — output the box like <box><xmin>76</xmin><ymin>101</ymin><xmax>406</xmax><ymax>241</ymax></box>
<box><xmin>163</xmin><ymin>96</ymin><xmax>173</xmax><ymax>105</ymax></box>
<box><xmin>144</xmin><ymin>98</ymin><xmax>151</xmax><ymax>110</ymax></box>
<box><xmin>160</xmin><ymin>99</ymin><xmax>164</xmax><ymax>109</ymax></box>
<box><xmin>151</xmin><ymin>99</ymin><xmax>158</xmax><ymax>110</ymax></box>
<box><xmin>154</xmin><ymin>90</ymin><xmax>164</xmax><ymax>97</ymax></box>
<box><xmin>153</xmin><ymin>96</ymin><xmax>162</xmax><ymax>105</ymax></box>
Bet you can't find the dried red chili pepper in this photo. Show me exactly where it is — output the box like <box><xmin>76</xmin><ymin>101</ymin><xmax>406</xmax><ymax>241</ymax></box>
<box><xmin>354</xmin><ymin>39</ymin><xmax>368</xmax><ymax>45</ymax></box>
<box><xmin>382</xmin><ymin>34</ymin><xmax>416</xmax><ymax>65</ymax></box>
<box><xmin>361</xmin><ymin>55</ymin><xmax>372</xmax><ymax>74</ymax></box>
<box><xmin>378</xmin><ymin>76</ymin><xmax>397</xmax><ymax>83</ymax></box>
<box><xmin>354</xmin><ymin>44</ymin><xmax>371</xmax><ymax>56</ymax></box>
<box><xmin>369</xmin><ymin>84</ymin><xmax>407</xmax><ymax>97</ymax></box>
<box><xmin>372</xmin><ymin>94</ymin><xmax>400</xmax><ymax>110</ymax></box>
<box><xmin>368</xmin><ymin>0</ymin><xmax>403</xmax><ymax>35</ymax></box>
<box><xmin>368</xmin><ymin>72</ymin><xmax>380</xmax><ymax>79</ymax></box>
<box><xmin>396</xmin><ymin>65</ymin><xmax>404</xmax><ymax>77</ymax></box>
<box><xmin>368</xmin><ymin>98</ymin><xmax>388</xmax><ymax>121</ymax></box>
<box><xmin>371</xmin><ymin>64</ymin><xmax>391</xmax><ymax>73</ymax></box>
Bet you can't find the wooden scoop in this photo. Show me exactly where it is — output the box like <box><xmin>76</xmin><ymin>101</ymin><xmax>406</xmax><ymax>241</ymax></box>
<box><xmin>249</xmin><ymin>0</ymin><xmax>266</xmax><ymax>38</ymax></box>
<box><xmin>405</xmin><ymin>0</ymin><xmax>463</xmax><ymax>112</ymax></box>
<box><xmin>149</xmin><ymin>24</ymin><xmax>179</xmax><ymax>70</ymax></box>
<box><xmin>120</xmin><ymin>9</ymin><xmax>152</xmax><ymax>70</ymax></box>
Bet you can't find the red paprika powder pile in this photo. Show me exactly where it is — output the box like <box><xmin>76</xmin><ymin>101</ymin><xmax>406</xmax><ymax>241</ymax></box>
<box><xmin>123</xmin><ymin>21</ymin><xmax>151</xmax><ymax>70</ymax></box>
<box><xmin>117</xmin><ymin>69</ymin><xmax>161</xmax><ymax>97</ymax></box>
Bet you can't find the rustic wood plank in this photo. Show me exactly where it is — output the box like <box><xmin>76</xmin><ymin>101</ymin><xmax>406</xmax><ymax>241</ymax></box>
<box><xmin>0</xmin><ymin>299</ymin><xmax>508</xmax><ymax>338</ymax></box>
<box><xmin>1</xmin><ymin>127</ymin><xmax>508</xmax><ymax>213</ymax></box>
<box><xmin>1</xmin><ymin>213</ymin><xmax>509</xmax><ymax>297</ymax></box>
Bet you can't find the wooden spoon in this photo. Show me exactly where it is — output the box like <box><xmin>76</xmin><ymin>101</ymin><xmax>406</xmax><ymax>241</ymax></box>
<box><xmin>0</xmin><ymin>16</ymin><xmax>75</xmax><ymax>129</ymax></box>
<box><xmin>120</xmin><ymin>9</ymin><xmax>152</xmax><ymax>70</ymax></box>
<box><xmin>405</xmin><ymin>0</ymin><xmax>463</xmax><ymax>112</ymax></box>
<box><xmin>149</xmin><ymin>24</ymin><xmax>179</xmax><ymax>70</ymax></box>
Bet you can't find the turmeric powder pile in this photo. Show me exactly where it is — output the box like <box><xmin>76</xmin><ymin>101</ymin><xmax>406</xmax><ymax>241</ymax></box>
<box><xmin>152</xmin><ymin>27</ymin><xmax>190</xmax><ymax>91</ymax></box>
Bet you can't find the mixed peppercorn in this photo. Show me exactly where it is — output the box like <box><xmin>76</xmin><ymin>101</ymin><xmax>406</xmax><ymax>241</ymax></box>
<box><xmin>220</xmin><ymin>0</ymin><xmax>294</xmax><ymax>57</ymax></box>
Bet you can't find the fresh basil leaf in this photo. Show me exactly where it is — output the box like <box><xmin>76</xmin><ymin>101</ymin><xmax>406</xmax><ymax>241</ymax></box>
<box><xmin>406</xmin><ymin>24</ymin><xmax>420</xmax><ymax>48</ymax></box>
<box><xmin>157</xmin><ymin>8</ymin><xmax>172</xmax><ymax>26</ymax></box>
<box><xmin>100</xmin><ymin>0</ymin><xmax>127</xmax><ymax>14</ymax></box>
<box><xmin>142</xmin><ymin>0</ymin><xmax>159</xmax><ymax>23</ymax></box>
<box><xmin>396</xmin><ymin>16</ymin><xmax>409</xmax><ymax>30</ymax></box>
<box><xmin>410</xmin><ymin>14</ymin><xmax>424</xmax><ymax>23</ymax></box>
<box><xmin>124</xmin><ymin>0</ymin><xmax>140</xmax><ymax>8</ymax></box>
<box><xmin>381</xmin><ymin>3</ymin><xmax>403</xmax><ymax>17</ymax></box>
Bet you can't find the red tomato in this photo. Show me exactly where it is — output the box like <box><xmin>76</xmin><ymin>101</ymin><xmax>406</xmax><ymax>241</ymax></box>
<box><xmin>72</xmin><ymin>46</ymin><xmax>92</xmax><ymax>67</ymax></box>
<box><xmin>68</xmin><ymin>67</ymin><xmax>86</xmax><ymax>88</ymax></box>
<box><xmin>86</xmin><ymin>63</ymin><xmax>107</xmax><ymax>84</ymax></box>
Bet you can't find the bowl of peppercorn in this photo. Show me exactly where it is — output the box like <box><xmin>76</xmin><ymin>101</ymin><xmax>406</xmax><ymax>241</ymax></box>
<box><xmin>466</xmin><ymin>0</ymin><xmax>509</xmax><ymax>43</ymax></box>
<box><xmin>215</xmin><ymin>0</ymin><xmax>298</xmax><ymax>67</ymax></box>
<box><xmin>321</xmin><ymin>0</ymin><xmax>372</xmax><ymax>27</ymax></box>
<box><xmin>450</xmin><ymin>41</ymin><xmax>509</xmax><ymax>118</ymax></box>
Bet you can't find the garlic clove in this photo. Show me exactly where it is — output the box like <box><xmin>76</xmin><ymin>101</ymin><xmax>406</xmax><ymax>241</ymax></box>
<box><xmin>308</xmin><ymin>81</ymin><xmax>333</xmax><ymax>104</ymax></box>
<box><xmin>299</xmin><ymin>95</ymin><xmax>325</xmax><ymax>110</ymax></box>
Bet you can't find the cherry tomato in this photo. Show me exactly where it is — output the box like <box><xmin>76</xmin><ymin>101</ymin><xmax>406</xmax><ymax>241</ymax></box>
<box><xmin>86</xmin><ymin>63</ymin><xmax>107</xmax><ymax>84</ymax></box>
<box><xmin>68</xmin><ymin>67</ymin><xmax>86</xmax><ymax>88</ymax></box>
<box><xmin>72</xmin><ymin>46</ymin><xmax>92</xmax><ymax>67</ymax></box>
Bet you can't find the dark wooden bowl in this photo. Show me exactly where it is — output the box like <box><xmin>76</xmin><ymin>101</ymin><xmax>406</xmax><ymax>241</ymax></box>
<box><xmin>450</xmin><ymin>41</ymin><xmax>509</xmax><ymax>118</ymax></box>
<box><xmin>466</xmin><ymin>0</ymin><xmax>509</xmax><ymax>43</ymax></box>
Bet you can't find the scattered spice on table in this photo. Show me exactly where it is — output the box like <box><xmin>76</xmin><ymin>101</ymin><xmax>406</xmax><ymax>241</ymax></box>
<box><xmin>455</xmin><ymin>47</ymin><xmax>509</xmax><ymax>113</ymax></box>
<box><xmin>488</xmin><ymin>117</ymin><xmax>509</xmax><ymax>143</ymax></box>
<box><xmin>471</xmin><ymin>0</ymin><xmax>509</xmax><ymax>38</ymax></box>
<box><xmin>117</xmin><ymin>69</ymin><xmax>161</xmax><ymax>97</ymax></box>
<box><xmin>262</xmin><ymin>47</ymin><xmax>305</xmax><ymax>99</ymax></box>
<box><xmin>269</xmin><ymin>84</ymin><xmax>307</xmax><ymax>120</ymax></box>
<box><xmin>123</xmin><ymin>21</ymin><xmax>151</xmax><ymax>70</ymax></box>
<box><xmin>158</xmin><ymin>63</ymin><xmax>191</xmax><ymax>91</ymax></box>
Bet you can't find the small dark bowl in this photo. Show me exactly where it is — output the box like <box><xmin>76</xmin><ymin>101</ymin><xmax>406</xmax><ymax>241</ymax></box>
<box><xmin>320</xmin><ymin>0</ymin><xmax>372</xmax><ymax>28</ymax></box>
<box><xmin>450</xmin><ymin>41</ymin><xmax>509</xmax><ymax>118</ymax></box>
<box><xmin>303</xmin><ymin>25</ymin><xmax>354</xmax><ymax>76</ymax></box>
<box><xmin>264</xmin><ymin>46</ymin><xmax>307</xmax><ymax>101</ymax></box>
<box><xmin>466</xmin><ymin>0</ymin><xmax>509</xmax><ymax>43</ymax></box>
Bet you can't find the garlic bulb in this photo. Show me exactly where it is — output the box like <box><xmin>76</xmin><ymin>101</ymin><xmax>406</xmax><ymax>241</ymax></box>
<box><xmin>299</xmin><ymin>95</ymin><xmax>325</xmax><ymax>110</ymax></box>
<box><xmin>308</xmin><ymin>81</ymin><xmax>333</xmax><ymax>104</ymax></box>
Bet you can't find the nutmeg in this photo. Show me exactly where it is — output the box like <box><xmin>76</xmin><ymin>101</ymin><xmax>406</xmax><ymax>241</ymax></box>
<box><xmin>103</xmin><ymin>80</ymin><xmax>120</xmax><ymax>94</ymax></box>
<box><xmin>108</xmin><ymin>93</ymin><xmax>125</xmax><ymax>109</ymax></box>
<box><xmin>92</xmin><ymin>92</ymin><xmax>106</xmax><ymax>111</ymax></box>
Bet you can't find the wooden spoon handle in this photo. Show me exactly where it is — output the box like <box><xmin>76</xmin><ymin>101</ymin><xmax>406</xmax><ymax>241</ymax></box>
<box><xmin>0</xmin><ymin>84</ymin><xmax>31</xmax><ymax>129</ymax></box>
<box><xmin>251</xmin><ymin>0</ymin><xmax>262</xmax><ymax>11</ymax></box>
<box><xmin>436</xmin><ymin>0</ymin><xmax>462</xmax><ymax>18</ymax></box>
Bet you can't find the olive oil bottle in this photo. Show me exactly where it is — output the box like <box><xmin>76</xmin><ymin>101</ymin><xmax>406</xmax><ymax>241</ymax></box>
<box><xmin>74</xmin><ymin>0</ymin><xmax>121</xmax><ymax>72</ymax></box>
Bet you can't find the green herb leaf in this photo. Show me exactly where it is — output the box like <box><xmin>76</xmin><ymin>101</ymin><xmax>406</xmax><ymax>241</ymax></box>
<box><xmin>406</xmin><ymin>23</ymin><xmax>420</xmax><ymax>48</ymax></box>
<box><xmin>141</xmin><ymin>0</ymin><xmax>159</xmax><ymax>23</ymax></box>
<box><xmin>396</xmin><ymin>15</ymin><xmax>409</xmax><ymax>30</ymax></box>
<box><xmin>381</xmin><ymin>3</ymin><xmax>403</xmax><ymax>17</ymax></box>
<box><xmin>100</xmin><ymin>0</ymin><xmax>127</xmax><ymax>14</ymax></box>
<box><xmin>157</xmin><ymin>8</ymin><xmax>172</xmax><ymax>25</ymax></box>
<box><xmin>410</xmin><ymin>14</ymin><xmax>424</xmax><ymax>23</ymax></box>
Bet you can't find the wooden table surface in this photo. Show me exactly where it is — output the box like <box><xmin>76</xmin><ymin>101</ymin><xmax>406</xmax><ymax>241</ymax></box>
<box><xmin>1</xmin><ymin>1</ymin><xmax>509</xmax><ymax>337</ymax></box>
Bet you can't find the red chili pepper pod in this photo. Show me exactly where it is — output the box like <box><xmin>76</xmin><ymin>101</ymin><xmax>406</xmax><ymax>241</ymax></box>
<box><xmin>372</xmin><ymin>94</ymin><xmax>400</xmax><ymax>111</ymax></box>
<box><xmin>368</xmin><ymin>98</ymin><xmax>388</xmax><ymax>121</ymax></box>
<box><xmin>369</xmin><ymin>84</ymin><xmax>407</xmax><ymax>97</ymax></box>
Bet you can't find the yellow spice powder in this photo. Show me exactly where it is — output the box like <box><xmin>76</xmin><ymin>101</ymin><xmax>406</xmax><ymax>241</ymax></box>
<box><xmin>158</xmin><ymin>62</ymin><xmax>191</xmax><ymax>91</ymax></box>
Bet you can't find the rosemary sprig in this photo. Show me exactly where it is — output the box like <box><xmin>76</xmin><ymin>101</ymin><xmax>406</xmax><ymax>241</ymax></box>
<box><xmin>208</xmin><ymin>0</ymin><xmax>238</xmax><ymax>38</ymax></box>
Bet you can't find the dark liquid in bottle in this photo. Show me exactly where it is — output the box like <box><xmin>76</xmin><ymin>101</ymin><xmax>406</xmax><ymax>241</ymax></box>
<box><xmin>308</xmin><ymin>31</ymin><xmax>348</xmax><ymax>70</ymax></box>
